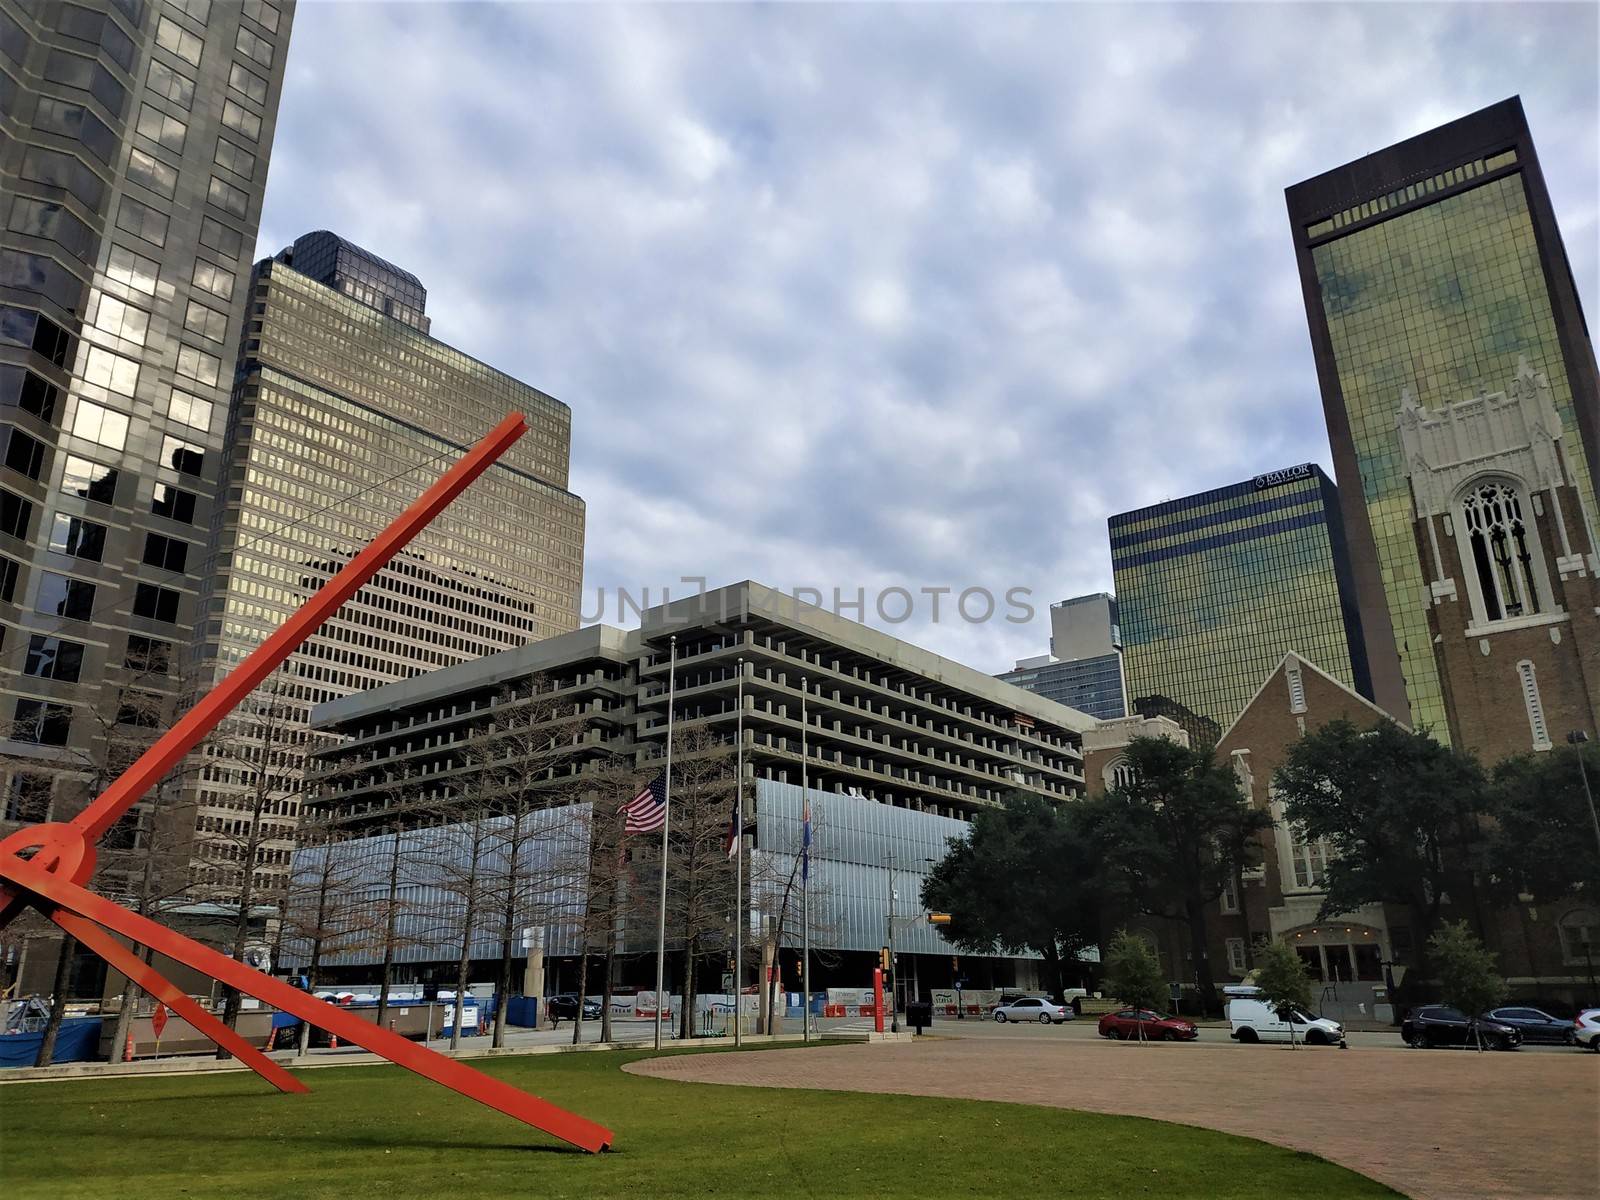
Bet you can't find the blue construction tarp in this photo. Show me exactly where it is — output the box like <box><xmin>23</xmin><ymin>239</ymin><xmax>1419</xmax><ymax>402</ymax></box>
<box><xmin>0</xmin><ymin>1017</ymin><xmax>102</xmax><ymax>1067</ymax></box>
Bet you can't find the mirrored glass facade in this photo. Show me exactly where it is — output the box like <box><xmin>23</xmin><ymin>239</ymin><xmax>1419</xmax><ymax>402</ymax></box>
<box><xmin>1288</xmin><ymin>98</ymin><xmax>1600</xmax><ymax>737</ymax></box>
<box><xmin>1</xmin><ymin>0</ymin><xmax>292</xmax><ymax>858</ymax></box>
<box><xmin>996</xmin><ymin>653</ymin><xmax>1125</xmax><ymax>720</ymax></box>
<box><xmin>1110</xmin><ymin>465</ymin><xmax>1369</xmax><ymax>738</ymax></box>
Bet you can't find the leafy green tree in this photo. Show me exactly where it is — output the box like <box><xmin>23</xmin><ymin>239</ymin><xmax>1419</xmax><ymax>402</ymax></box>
<box><xmin>1486</xmin><ymin>746</ymin><xmax>1600</xmax><ymax>904</ymax></box>
<box><xmin>1103</xmin><ymin>930</ymin><xmax>1167</xmax><ymax>1041</ymax></box>
<box><xmin>1251</xmin><ymin>941</ymin><xmax>1315</xmax><ymax>1049</ymax></box>
<box><xmin>1428</xmin><ymin>921</ymin><xmax>1506</xmax><ymax>1052</ymax></box>
<box><xmin>922</xmin><ymin>792</ymin><xmax>1100</xmax><ymax>1002</ymax></box>
<box><xmin>1272</xmin><ymin>719</ymin><xmax>1491</xmax><ymax>992</ymax></box>
<box><xmin>1078</xmin><ymin>737</ymin><xmax>1270</xmax><ymax>1011</ymax></box>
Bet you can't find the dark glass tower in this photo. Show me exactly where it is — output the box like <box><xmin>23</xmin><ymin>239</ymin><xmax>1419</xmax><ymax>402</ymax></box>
<box><xmin>1</xmin><ymin>0</ymin><xmax>293</xmax><ymax>826</ymax></box>
<box><xmin>1286</xmin><ymin>97</ymin><xmax>1600</xmax><ymax>735</ymax></box>
<box><xmin>1110</xmin><ymin>464</ymin><xmax>1370</xmax><ymax>739</ymax></box>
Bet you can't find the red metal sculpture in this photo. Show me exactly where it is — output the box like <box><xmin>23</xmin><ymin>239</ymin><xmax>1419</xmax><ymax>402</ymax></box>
<box><xmin>0</xmin><ymin>412</ymin><xmax>614</xmax><ymax>1154</ymax></box>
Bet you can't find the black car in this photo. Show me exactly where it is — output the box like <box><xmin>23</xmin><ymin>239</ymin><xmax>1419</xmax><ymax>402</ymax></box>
<box><xmin>1483</xmin><ymin>1006</ymin><xmax>1576</xmax><ymax>1045</ymax></box>
<box><xmin>1402</xmin><ymin>1005</ymin><xmax>1522</xmax><ymax>1050</ymax></box>
<box><xmin>547</xmin><ymin>994</ymin><xmax>602</xmax><ymax>1021</ymax></box>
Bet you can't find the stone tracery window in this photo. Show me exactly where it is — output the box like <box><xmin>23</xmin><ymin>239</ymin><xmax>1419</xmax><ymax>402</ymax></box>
<box><xmin>1460</xmin><ymin>479</ymin><xmax>1545</xmax><ymax>622</ymax></box>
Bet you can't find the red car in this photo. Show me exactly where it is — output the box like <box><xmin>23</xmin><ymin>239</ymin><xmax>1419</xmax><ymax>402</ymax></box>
<box><xmin>1097</xmin><ymin>1008</ymin><xmax>1199</xmax><ymax>1041</ymax></box>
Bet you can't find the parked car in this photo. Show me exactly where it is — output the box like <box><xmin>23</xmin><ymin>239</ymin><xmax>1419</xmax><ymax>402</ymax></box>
<box><xmin>1227</xmin><ymin>990</ymin><xmax>1345</xmax><ymax>1046</ymax></box>
<box><xmin>1096</xmin><ymin>1008</ymin><xmax>1198</xmax><ymax>1041</ymax></box>
<box><xmin>547</xmin><ymin>994</ymin><xmax>601</xmax><ymax>1021</ymax></box>
<box><xmin>1573</xmin><ymin>1008</ymin><xmax>1600</xmax><ymax>1051</ymax></box>
<box><xmin>990</xmin><ymin>996</ymin><xmax>1072</xmax><ymax>1024</ymax></box>
<box><xmin>1482</xmin><ymin>1006</ymin><xmax>1575</xmax><ymax>1045</ymax></box>
<box><xmin>1401</xmin><ymin>1005</ymin><xmax>1522</xmax><ymax>1050</ymax></box>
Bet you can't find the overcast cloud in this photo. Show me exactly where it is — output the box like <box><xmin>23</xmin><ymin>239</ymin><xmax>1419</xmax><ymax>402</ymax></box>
<box><xmin>256</xmin><ymin>1</ymin><xmax>1599</xmax><ymax>673</ymax></box>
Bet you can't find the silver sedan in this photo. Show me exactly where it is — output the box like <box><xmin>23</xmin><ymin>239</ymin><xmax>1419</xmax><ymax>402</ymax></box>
<box><xmin>991</xmin><ymin>996</ymin><xmax>1072</xmax><ymax>1024</ymax></box>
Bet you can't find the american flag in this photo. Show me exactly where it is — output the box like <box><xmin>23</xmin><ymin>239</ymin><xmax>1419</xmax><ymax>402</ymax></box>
<box><xmin>623</xmin><ymin>770</ymin><xmax>668</xmax><ymax>834</ymax></box>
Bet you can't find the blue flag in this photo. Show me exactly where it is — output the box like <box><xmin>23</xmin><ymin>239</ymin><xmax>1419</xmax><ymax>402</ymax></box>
<box><xmin>801</xmin><ymin>798</ymin><xmax>812</xmax><ymax>882</ymax></box>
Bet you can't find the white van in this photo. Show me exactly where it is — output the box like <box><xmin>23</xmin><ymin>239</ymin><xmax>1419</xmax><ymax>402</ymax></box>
<box><xmin>1225</xmin><ymin>986</ymin><xmax>1346</xmax><ymax>1047</ymax></box>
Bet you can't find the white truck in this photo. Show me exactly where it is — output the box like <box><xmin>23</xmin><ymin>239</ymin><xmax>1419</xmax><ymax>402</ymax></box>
<box><xmin>1224</xmin><ymin>984</ymin><xmax>1346</xmax><ymax>1047</ymax></box>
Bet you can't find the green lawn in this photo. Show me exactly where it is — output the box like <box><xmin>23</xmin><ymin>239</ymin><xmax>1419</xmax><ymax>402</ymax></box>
<box><xmin>0</xmin><ymin>1043</ymin><xmax>1397</xmax><ymax>1199</ymax></box>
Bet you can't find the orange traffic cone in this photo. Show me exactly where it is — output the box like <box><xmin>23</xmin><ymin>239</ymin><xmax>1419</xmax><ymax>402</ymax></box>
<box><xmin>265</xmin><ymin>1027</ymin><xmax>277</xmax><ymax>1051</ymax></box>
<box><xmin>329</xmin><ymin>1032</ymin><xmax>338</xmax><ymax>1049</ymax></box>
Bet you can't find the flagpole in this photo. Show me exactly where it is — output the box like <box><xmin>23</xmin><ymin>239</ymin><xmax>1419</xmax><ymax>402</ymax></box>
<box><xmin>800</xmin><ymin>674</ymin><xmax>811</xmax><ymax>1043</ymax></box>
<box><xmin>653</xmin><ymin>634</ymin><xmax>676</xmax><ymax>1051</ymax></box>
<box><xmin>733</xmin><ymin>657</ymin><xmax>745</xmax><ymax>1049</ymax></box>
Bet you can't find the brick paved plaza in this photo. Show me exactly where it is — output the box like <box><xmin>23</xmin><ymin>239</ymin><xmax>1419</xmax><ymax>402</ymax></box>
<box><xmin>629</xmin><ymin>1037</ymin><xmax>1599</xmax><ymax>1200</ymax></box>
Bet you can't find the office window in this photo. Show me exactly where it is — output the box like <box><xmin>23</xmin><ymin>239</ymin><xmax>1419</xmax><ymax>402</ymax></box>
<box><xmin>24</xmin><ymin>634</ymin><xmax>84</xmax><ymax>682</ymax></box>
<box><xmin>160</xmin><ymin>435</ymin><xmax>204</xmax><ymax>476</ymax></box>
<box><xmin>29</xmin><ymin>313</ymin><xmax>72</xmax><ymax>368</ymax></box>
<box><xmin>192</xmin><ymin>259</ymin><xmax>235</xmax><ymax>301</ymax></box>
<box><xmin>155</xmin><ymin>16</ymin><xmax>203</xmax><ymax>66</ymax></box>
<box><xmin>133</xmin><ymin>581</ymin><xmax>180</xmax><ymax>623</ymax></box>
<box><xmin>142</xmin><ymin>531</ymin><xmax>188</xmax><ymax>572</ymax></box>
<box><xmin>228</xmin><ymin>60</ymin><xmax>268</xmax><ymax>104</ymax></box>
<box><xmin>8</xmin><ymin>196</ymin><xmax>93</xmax><ymax>259</ymax></box>
<box><xmin>3</xmin><ymin>773</ymin><xmax>52</xmax><ymax>822</ymax></box>
<box><xmin>91</xmin><ymin>291</ymin><xmax>152</xmax><ymax>343</ymax></box>
<box><xmin>135</xmin><ymin>103</ymin><xmax>187</xmax><ymax>153</ymax></box>
<box><xmin>213</xmin><ymin>139</ymin><xmax>255</xmax><ymax>180</ymax></box>
<box><xmin>234</xmin><ymin>25</ymin><xmax>273</xmax><ymax>68</ymax></box>
<box><xmin>243</xmin><ymin>0</ymin><xmax>280</xmax><ymax>34</ymax></box>
<box><xmin>175</xmin><ymin>345</ymin><xmax>220</xmax><ymax>387</ymax></box>
<box><xmin>60</xmin><ymin>455</ymin><xmax>117</xmax><ymax>504</ymax></box>
<box><xmin>43</xmin><ymin>49</ymin><xmax>127</xmax><ymax>117</ymax></box>
<box><xmin>35</xmin><ymin>571</ymin><xmax>95</xmax><ymax>619</ymax></box>
<box><xmin>127</xmin><ymin>148</ymin><xmax>178</xmax><ymax>199</ymax></box>
<box><xmin>71</xmin><ymin>399</ymin><xmax>130</xmax><ymax>449</ymax></box>
<box><xmin>7</xmin><ymin>370</ymin><xmax>58</xmax><ymax>425</ymax></box>
<box><xmin>4</xmin><ymin>427</ymin><xmax>45</xmax><ymax>479</ymax></box>
<box><xmin>206</xmin><ymin>175</ymin><xmax>249</xmax><ymax>219</ymax></box>
<box><xmin>0</xmin><ymin>555</ymin><xmax>19</xmax><ymax>602</ymax></box>
<box><xmin>220</xmin><ymin>99</ymin><xmax>261</xmax><ymax>141</ymax></box>
<box><xmin>115</xmin><ymin>196</ymin><xmax>169</xmax><ymax>249</ymax></box>
<box><xmin>82</xmin><ymin>348</ymin><xmax>140</xmax><ymax>397</ymax></box>
<box><xmin>125</xmin><ymin>634</ymin><xmax>172</xmax><ymax>674</ymax></box>
<box><xmin>116</xmin><ymin>688</ymin><xmax>163</xmax><ymax>727</ymax></box>
<box><xmin>146</xmin><ymin>57</ymin><xmax>195</xmax><ymax>110</ymax></box>
<box><xmin>0</xmin><ymin>487</ymin><xmax>33</xmax><ymax>538</ymax></box>
<box><xmin>107</xmin><ymin>244</ymin><xmax>160</xmax><ymax>295</ymax></box>
<box><xmin>199</xmin><ymin>217</ymin><xmax>242</xmax><ymax>260</ymax></box>
<box><xmin>181</xmin><ymin>301</ymin><xmax>228</xmax><ymax>344</ymax></box>
<box><xmin>12</xmin><ymin>699</ymin><xmax>72</xmax><ymax>746</ymax></box>
<box><xmin>151</xmin><ymin>483</ymin><xmax>195</xmax><ymax>523</ymax></box>
<box><xmin>48</xmin><ymin>513</ymin><xmax>105</xmax><ymax>561</ymax></box>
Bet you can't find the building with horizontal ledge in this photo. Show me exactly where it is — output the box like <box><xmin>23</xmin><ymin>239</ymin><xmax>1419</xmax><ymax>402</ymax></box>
<box><xmin>298</xmin><ymin>581</ymin><xmax>1094</xmax><ymax>997</ymax></box>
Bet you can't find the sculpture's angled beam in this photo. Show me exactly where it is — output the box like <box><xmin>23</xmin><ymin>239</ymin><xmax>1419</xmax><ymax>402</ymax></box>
<box><xmin>72</xmin><ymin>411</ymin><xmax>528</xmax><ymax>846</ymax></box>
<box><xmin>1</xmin><ymin>855</ymin><xmax>614</xmax><ymax>1153</ymax></box>
<box><xmin>50</xmin><ymin>907</ymin><xmax>306</xmax><ymax>1094</ymax></box>
<box><xmin>0</xmin><ymin>414</ymin><xmax>528</xmax><ymax>929</ymax></box>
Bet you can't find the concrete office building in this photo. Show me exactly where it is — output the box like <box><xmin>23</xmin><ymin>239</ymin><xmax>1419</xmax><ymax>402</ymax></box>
<box><xmin>181</xmin><ymin>232</ymin><xmax>586</xmax><ymax>904</ymax></box>
<box><xmin>1287</xmin><ymin>97</ymin><xmax>1600</xmax><ymax>744</ymax></box>
<box><xmin>1</xmin><ymin>2</ymin><xmax>292</xmax><ymax>870</ymax></box>
<box><xmin>997</xmin><ymin>593</ymin><xmax>1126</xmax><ymax>720</ymax></box>
<box><xmin>302</xmin><ymin>581</ymin><xmax>1093</xmax><ymax>992</ymax></box>
<box><xmin>1110</xmin><ymin>463</ymin><xmax>1370</xmax><ymax>741</ymax></box>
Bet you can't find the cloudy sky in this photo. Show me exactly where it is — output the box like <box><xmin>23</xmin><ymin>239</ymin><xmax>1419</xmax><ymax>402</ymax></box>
<box><xmin>255</xmin><ymin>1</ymin><xmax>1599</xmax><ymax>673</ymax></box>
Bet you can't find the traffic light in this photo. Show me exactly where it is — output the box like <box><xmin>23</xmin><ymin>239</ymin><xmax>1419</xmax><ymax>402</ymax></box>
<box><xmin>927</xmin><ymin>911</ymin><xmax>952</xmax><ymax>926</ymax></box>
<box><xmin>879</xmin><ymin>946</ymin><xmax>891</xmax><ymax>972</ymax></box>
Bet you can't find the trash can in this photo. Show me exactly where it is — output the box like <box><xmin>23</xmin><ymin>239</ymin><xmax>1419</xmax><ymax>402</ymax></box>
<box><xmin>906</xmin><ymin>1000</ymin><xmax>933</xmax><ymax>1035</ymax></box>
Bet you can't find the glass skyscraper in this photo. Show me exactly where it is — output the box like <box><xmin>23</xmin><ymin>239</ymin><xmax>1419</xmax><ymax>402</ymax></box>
<box><xmin>1287</xmin><ymin>97</ymin><xmax>1600</xmax><ymax>736</ymax></box>
<box><xmin>1</xmin><ymin>0</ymin><xmax>292</xmax><ymax>845</ymax></box>
<box><xmin>1110</xmin><ymin>464</ymin><xmax>1369</xmax><ymax>740</ymax></box>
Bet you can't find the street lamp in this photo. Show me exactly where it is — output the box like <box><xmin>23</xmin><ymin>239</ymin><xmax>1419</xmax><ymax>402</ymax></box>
<box><xmin>1566</xmin><ymin>731</ymin><xmax>1600</xmax><ymax>861</ymax></box>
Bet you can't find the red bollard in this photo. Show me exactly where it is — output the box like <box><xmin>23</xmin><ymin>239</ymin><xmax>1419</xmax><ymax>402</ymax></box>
<box><xmin>873</xmin><ymin>967</ymin><xmax>885</xmax><ymax>1034</ymax></box>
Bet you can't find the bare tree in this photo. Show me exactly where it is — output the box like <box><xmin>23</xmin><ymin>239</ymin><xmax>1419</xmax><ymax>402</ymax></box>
<box><xmin>655</xmin><ymin>729</ymin><xmax>737</xmax><ymax>1040</ymax></box>
<box><xmin>277</xmin><ymin>823</ymin><xmax>376</xmax><ymax>1055</ymax></box>
<box><xmin>1</xmin><ymin>657</ymin><xmax>186</xmax><ymax>1065</ymax></box>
